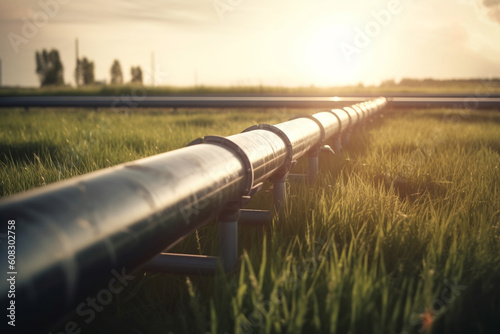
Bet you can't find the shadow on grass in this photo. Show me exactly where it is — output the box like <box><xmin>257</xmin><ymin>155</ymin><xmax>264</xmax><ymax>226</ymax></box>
<box><xmin>373</xmin><ymin>172</ymin><xmax>449</xmax><ymax>203</ymax></box>
<box><xmin>487</xmin><ymin>143</ymin><xmax>500</xmax><ymax>156</ymax></box>
<box><xmin>413</xmin><ymin>109</ymin><xmax>500</xmax><ymax>125</ymax></box>
<box><xmin>317</xmin><ymin>116</ymin><xmax>388</xmax><ymax>179</ymax></box>
<box><xmin>0</xmin><ymin>142</ymin><xmax>60</xmax><ymax>165</ymax></box>
<box><xmin>431</xmin><ymin>277</ymin><xmax>500</xmax><ymax>334</ymax></box>
<box><xmin>173</xmin><ymin>115</ymin><xmax>216</xmax><ymax>128</ymax></box>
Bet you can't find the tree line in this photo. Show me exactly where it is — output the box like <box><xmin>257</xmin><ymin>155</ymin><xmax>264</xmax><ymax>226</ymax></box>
<box><xmin>35</xmin><ymin>48</ymin><xmax>143</xmax><ymax>87</ymax></box>
<box><xmin>379</xmin><ymin>78</ymin><xmax>500</xmax><ymax>87</ymax></box>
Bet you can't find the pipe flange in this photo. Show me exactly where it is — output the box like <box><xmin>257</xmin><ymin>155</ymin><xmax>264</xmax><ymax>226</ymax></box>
<box><xmin>332</xmin><ymin>108</ymin><xmax>352</xmax><ymax>131</ymax></box>
<box><xmin>326</xmin><ymin>110</ymin><xmax>343</xmax><ymax>136</ymax></box>
<box><xmin>343</xmin><ymin>107</ymin><xmax>360</xmax><ymax>127</ymax></box>
<box><xmin>188</xmin><ymin>136</ymin><xmax>254</xmax><ymax>195</ymax></box>
<box><xmin>291</xmin><ymin>115</ymin><xmax>326</xmax><ymax>142</ymax></box>
<box><xmin>353</xmin><ymin>104</ymin><xmax>368</xmax><ymax>121</ymax></box>
<box><xmin>351</xmin><ymin>104</ymin><xmax>366</xmax><ymax>120</ymax></box>
<box><xmin>243</xmin><ymin>124</ymin><xmax>293</xmax><ymax>176</ymax></box>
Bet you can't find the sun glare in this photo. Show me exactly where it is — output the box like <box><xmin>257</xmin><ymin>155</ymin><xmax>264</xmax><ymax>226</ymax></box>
<box><xmin>300</xmin><ymin>22</ymin><xmax>362</xmax><ymax>86</ymax></box>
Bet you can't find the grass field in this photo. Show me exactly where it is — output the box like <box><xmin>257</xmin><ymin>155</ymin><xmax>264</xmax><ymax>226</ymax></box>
<box><xmin>1</xmin><ymin>78</ymin><xmax>500</xmax><ymax>97</ymax></box>
<box><xmin>1</xmin><ymin>105</ymin><xmax>500</xmax><ymax>333</ymax></box>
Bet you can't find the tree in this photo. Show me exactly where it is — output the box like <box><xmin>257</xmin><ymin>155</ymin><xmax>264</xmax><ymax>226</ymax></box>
<box><xmin>110</xmin><ymin>60</ymin><xmax>123</xmax><ymax>85</ymax></box>
<box><xmin>131</xmin><ymin>66</ymin><xmax>143</xmax><ymax>84</ymax></box>
<box><xmin>75</xmin><ymin>57</ymin><xmax>95</xmax><ymax>86</ymax></box>
<box><xmin>379</xmin><ymin>79</ymin><xmax>396</xmax><ymax>87</ymax></box>
<box><xmin>35</xmin><ymin>49</ymin><xmax>64</xmax><ymax>87</ymax></box>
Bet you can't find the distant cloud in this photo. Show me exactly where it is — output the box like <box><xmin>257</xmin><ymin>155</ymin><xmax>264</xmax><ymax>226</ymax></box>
<box><xmin>93</xmin><ymin>0</ymin><xmax>215</xmax><ymax>25</ymax></box>
<box><xmin>483</xmin><ymin>0</ymin><xmax>500</xmax><ymax>6</ymax></box>
<box><xmin>482</xmin><ymin>0</ymin><xmax>500</xmax><ymax>23</ymax></box>
<box><xmin>0</xmin><ymin>0</ymin><xmax>216</xmax><ymax>26</ymax></box>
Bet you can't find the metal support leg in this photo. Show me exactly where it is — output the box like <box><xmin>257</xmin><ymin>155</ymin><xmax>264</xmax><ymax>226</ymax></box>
<box><xmin>308</xmin><ymin>147</ymin><xmax>320</xmax><ymax>184</ymax></box>
<box><xmin>219</xmin><ymin>209</ymin><xmax>239</xmax><ymax>272</ymax></box>
<box><xmin>239</xmin><ymin>209</ymin><xmax>272</xmax><ymax>225</ymax></box>
<box><xmin>143</xmin><ymin>206</ymin><xmax>241</xmax><ymax>274</ymax></box>
<box><xmin>342</xmin><ymin>130</ymin><xmax>351</xmax><ymax>148</ymax></box>
<box><xmin>332</xmin><ymin>135</ymin><xmax>342</xmax><ymax>154</ymax></box>
<box><xmin>271</xmin><ymin>172</ymin><xmax>288</xmax><ymax>211</ymax></box>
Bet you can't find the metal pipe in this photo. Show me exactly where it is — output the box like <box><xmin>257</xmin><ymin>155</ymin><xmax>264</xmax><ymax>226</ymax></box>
<box><xmin>352</xmin><ymin>104</ymin><xmax>366</xmax><ymax>121</ymax></box>
<box><xmin>330</xmin><ymin>109</ymin><xmax>351</xmax><ymax>133</ymax></box>
<box><xmin>353</xmin><ymin>104</ymin><xmax>369</xmax><ymax>124</ymax></box>
<box><xmin>0</xmin><ymin>96</ymin><xmax>367</xmax><ymax>109</ymax></box>
<box><xmin>0</xmin><ymin>97</ymin><xmax>386</xmax><ymax>330</ymax></box>
<box><xmin>0</xmin><ymin>95</ymin><xmax>498</xmax><ymax>109</ymax></box>
<box><xmin>0</xmin><ymin>144</ymin><xmax>248</xmax><ymax>331</ymax></box>
<box><xmin>359</xmin><ymin>102</ymin><xmax>375</xmax><ymax>118</ymax></box>
<box><xmin>343</xmin><ymin>106</ymin><xmax>361</xmax><ymax>127</ymax></box>
<box><xmin>311</xmin><ymin>111</ymin><xmax>342</xmax><ymax>140</ymax></box>
<box><xmin>225</xmin><ymin>130</ymin><xmax>288</xmax><ymax>184</ymax></box>
<box><xmin>274</xmin><ymin>118</ymin><xmax>322</xmax><ymax>161</ymax></box>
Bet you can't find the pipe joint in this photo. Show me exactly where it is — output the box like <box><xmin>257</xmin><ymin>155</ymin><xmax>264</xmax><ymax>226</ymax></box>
<box><xmin>292</xmin><ymin>115</ymin><xmax>326</xmax><ymax>143</ymax></box>
<box><xmin>188</xmin><ymin>136</ymin><xmax>254</xmax><ymax>195</ymax></box>
<box><xmin>243</xmin><ymin>123</ymin><xmax>293</xmax><ymax>178</ymax></box>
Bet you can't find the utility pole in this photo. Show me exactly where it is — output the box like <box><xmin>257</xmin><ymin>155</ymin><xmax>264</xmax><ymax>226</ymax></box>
<box><xmin>0</xmin><ymin>58</ymin><xmax>2</xmax><ymax>87</ymax></box>
<box><xmin>151</xmin><ymin>52</ymin><xmax>155</xmax><ymax>86</ymax></box>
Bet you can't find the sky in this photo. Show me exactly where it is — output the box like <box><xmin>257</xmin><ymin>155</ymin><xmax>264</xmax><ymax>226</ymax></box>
<box><xmin>0</xmin><ymin>0</ymin><xmax>500</xmax><ymax>87</ymax></box>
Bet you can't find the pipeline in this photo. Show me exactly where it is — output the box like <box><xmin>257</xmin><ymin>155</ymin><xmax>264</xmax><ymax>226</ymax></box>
<box><xmin>0</xmin><ymin>97</ymin><xmax>386</xmax><ymax>331</ymax></box>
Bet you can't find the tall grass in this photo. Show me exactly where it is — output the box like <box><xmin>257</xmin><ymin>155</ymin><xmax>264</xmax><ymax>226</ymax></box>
<box><xmin>1</xmin><ymin>107</ymin><xmax>499</xmax><ymax>333</ymax></box>
<box><xmin>0</xmin><ymin>107</ymin><xmax>294</xmax><ymax>197</ymax></box>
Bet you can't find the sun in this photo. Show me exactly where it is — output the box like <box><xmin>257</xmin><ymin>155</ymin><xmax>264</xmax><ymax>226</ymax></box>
<box><xmin>299</xmin><ymin>22</ymin><xmax>363</xmax><ymax>86</ymax></box>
